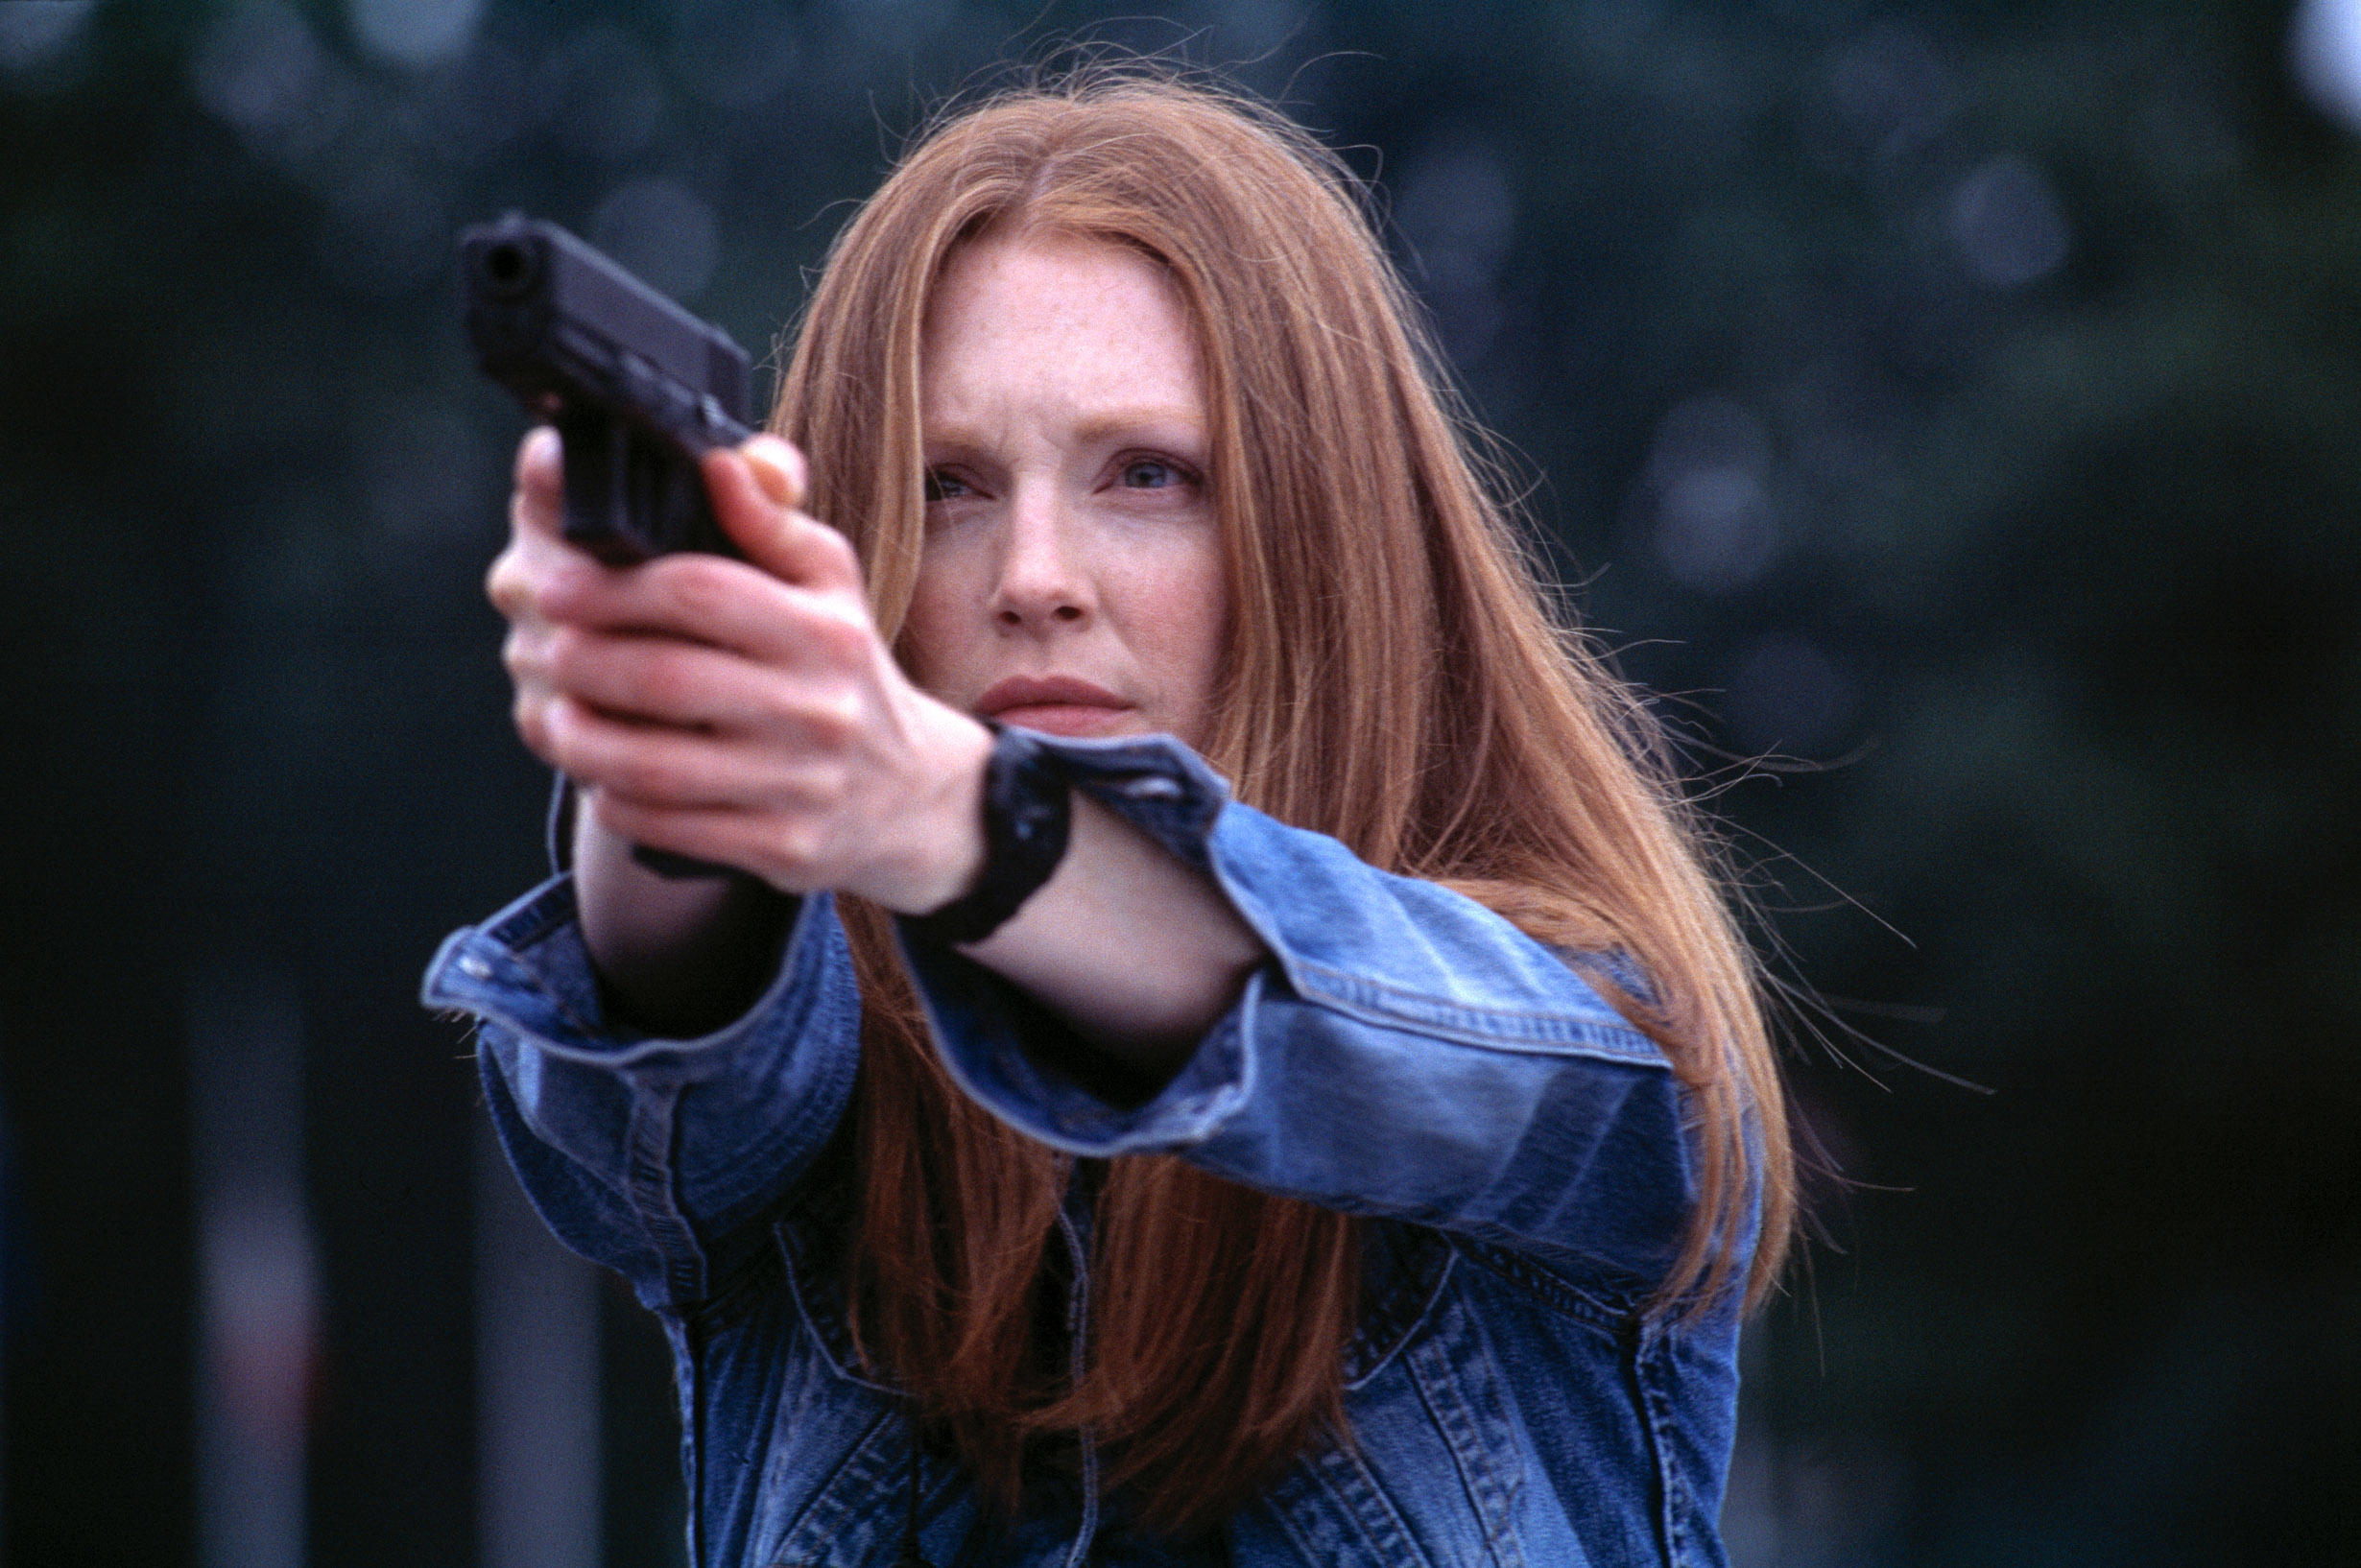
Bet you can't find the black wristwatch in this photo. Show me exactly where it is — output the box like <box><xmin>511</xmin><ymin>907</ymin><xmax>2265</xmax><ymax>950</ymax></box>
<box><xmin>899</xmin><ymin>723</ymin><xmax>1072</xmax><ymax>947</ymax></box>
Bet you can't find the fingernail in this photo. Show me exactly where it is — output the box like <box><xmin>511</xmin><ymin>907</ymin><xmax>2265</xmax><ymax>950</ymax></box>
<box><xmin>743</xmin><ymin>435</ymin><xmax>807</xmax><ymax>505</ymax></box>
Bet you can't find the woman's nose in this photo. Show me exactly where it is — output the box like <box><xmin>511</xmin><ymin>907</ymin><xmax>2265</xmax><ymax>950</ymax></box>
<box><xmin>990</xmin><ymin>491</ymin><xmax>1092</xmax><ymax>629</ymax></box>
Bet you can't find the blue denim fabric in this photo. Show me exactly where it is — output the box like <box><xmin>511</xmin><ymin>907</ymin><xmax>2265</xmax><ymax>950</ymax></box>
<box><xmin>422</xmin><ymin>733</ymin><xmax>1750</xmax><ymax>1567</ymax></box>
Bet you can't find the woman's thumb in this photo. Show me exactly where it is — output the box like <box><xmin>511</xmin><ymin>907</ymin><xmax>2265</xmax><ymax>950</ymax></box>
<box><xmin>740</xmin><ymin>436</ymin><xmax>807</xmax><ymax>510</ymax></box>
<box><xmin>704</xmin><ymin>440</ymin><xmax>856</xmax><ymax>591</ymax></box>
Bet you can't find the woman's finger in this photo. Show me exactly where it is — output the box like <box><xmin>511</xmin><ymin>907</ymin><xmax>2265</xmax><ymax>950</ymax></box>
<box><xmin>536</xmin><ymin>555</ymin><xmax>876</xmax><ymax>675</ymax></box>
<box><xmin>535</xmin><ymin>629</ymin><xmax>743</xmax><ymax>728</ymax></box>
<box><xmin>702</xmin><ymin>445</ymin><xmax>864</xmax><ymax>596</ymax></box>
<box><xmin>740</xmin><ymin>435</ymin><xmax>807</xmax><ymax>511</ymax></box>
<box><xmin>488</xmin><ymin>523</ymin><xmax>611</xmax><ymax>628</ymax></box>
<box><xmin>499</xmin><ymin>432</ymin><xmax>873</xmax><ymax>666</ymax></box>
<box><xmin>538</xmin><ymin>625</ymin><xmax>865</xmax><ymax>739</ymax></box>
<box><xmin>491</xmin><ymin>426</ymin><xmax>608</xmax><ymax>622</ymax></box>
<box><xmin>513</xmin><ymin>425</ymin><xmax>563</xmax><ymax>535</ymax></box>
<box><xmin>581</xmin><ymin>789</ymin><xmax>751</xmax><ymax>871</ymax></box>
<box><xmin>590</xmin><ymin>790</ymin><xmax>856</xmax><ymax>894</ymax></box>
<box><xmin>539</xmin><ymin>698</ymin><xmax>756</xmax><ymax>808</ymax></box>
<box><xmin>545</xmin><ymin>697</ymin><xmax>852</xmax><ymax>812</ymax></box>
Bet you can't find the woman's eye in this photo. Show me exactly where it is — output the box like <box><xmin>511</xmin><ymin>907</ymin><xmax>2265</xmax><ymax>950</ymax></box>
<box><xmin>923</xmin><ymin>469</ymin><xmax>971</xmax><ymax>502</ymax></box>
<box><xmin>1119</xmin><ymin>458</ymin><xmax>1186</xmax><ymax>489</ymax></box>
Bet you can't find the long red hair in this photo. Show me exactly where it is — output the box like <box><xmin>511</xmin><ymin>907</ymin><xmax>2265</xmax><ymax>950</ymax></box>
<box><xmin>768</xmin><ymin>69</ymin><xmax>1793</xmax><ymax>1536</ymax></box>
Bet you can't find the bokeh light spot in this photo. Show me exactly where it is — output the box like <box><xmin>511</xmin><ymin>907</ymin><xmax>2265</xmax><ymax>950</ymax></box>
<box><xmin>2291</xmin><ymin>0</ymin><xmax>2361</xmax><ymax>134</ymax></box>
<box><xmin>347</xmin><ymin>0</ymin><xmax>482</xmax><ymax>71</ymax></box>
<box><xmin>1948</xmin><ymin>154</ymin><xmax>2070</xmax><ymax>290</ymax></box>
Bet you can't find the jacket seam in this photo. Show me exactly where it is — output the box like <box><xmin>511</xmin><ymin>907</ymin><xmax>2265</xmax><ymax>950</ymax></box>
<box><xmin>483</xmin><ymin>880</ymin><xmax>578</xmax><ymax>950</ymax></box>
<box><xmin>1343</xmin><ymin>1245</ymin><xmax>1458</xmax><ymax>1390</ymax></box>
<box><xmin>625</xmin><ymin>1081</ymin><xmax>709</xmax><ymax>1305</ymax></box>
<box><xmin>1292</xmin><ymin>954</ymin><xmax>1638</xmax><ymax>1031</ymax></box>
<box><xmin>1402</xmin><ymin>1293</ymin><xmax>1524</xmax><ymax>1567</ymax></box>
<box><xmin>1628</xmin><ymin>1324</ymin><xmax>1695</xmax><ymax>1567</ymax></box>
<box><xmin>644</xmin><ymin>1029</ymin><xmax>859</xmax><ymax>1247</ymax></box>
<box><xmin>1285</xmin><ymin>959</ymin><xmax>1669</xmax><ymax>1061</ymax></box>
<box><xmin>680</xmin><ymin>1149</ymin><xmax>841</xmax><ymax>1329</ymax></box>
<box><xmin>1280</xmin><ymin>1442</ymin><xmax>1440</xmax><ymax>1568</ymax></box>
<box><xmin>1447</xmin><ymin>1237</ymin><xmax>1647</xmax><ymax>1330</ymax></box>
<box><xmin>676</xmin><ymin>1311</ymin><xmax>707</xmax><ymax>1568</ymax></box>
<box><xmin>762</xmin><ymin>1407</ymin><xmax>901</xmax><ymax>1566</ymax></box>
<box><xmin>774</xmin><ymin>1218</ymin><xmax>904</xmax><ymax>1396</ymax></box>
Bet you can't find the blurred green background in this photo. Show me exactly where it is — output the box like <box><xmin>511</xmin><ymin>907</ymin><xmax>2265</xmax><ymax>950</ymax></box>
<box><xmin>1</xmin><ymin>0</ymin><xmax>2353</xmax><ymax>1563</ymax></box>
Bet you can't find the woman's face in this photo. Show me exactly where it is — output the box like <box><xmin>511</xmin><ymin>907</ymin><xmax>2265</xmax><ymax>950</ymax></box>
<box><xmin>902</xmin><ymin>231</ymin><xmax>1227</xmax><ymax>748</ymax></box>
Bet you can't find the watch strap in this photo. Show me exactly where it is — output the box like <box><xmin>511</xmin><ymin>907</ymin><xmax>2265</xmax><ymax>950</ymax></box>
<box><xmin>900</xmin><ymin>722</ymin><xmax>1072</xmax><ymax>947</ymax></box>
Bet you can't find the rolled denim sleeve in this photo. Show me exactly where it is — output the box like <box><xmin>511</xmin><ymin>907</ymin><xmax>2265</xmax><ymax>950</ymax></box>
<box><xmin>421</xmin><ymin>877</ymin><xmax>861</xmax><ymax>1310</ymax></box>
<box><xmin>897</xmin><ymin>732</ymin><xmax>1697</xmax><ymax>1291</ymax></box>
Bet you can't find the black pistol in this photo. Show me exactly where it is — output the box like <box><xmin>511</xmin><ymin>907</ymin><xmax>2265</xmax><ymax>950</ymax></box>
<box><xmin>460</xmin><ymin>214</ymin><xmax>755</xmax><ymax>879</ymax></box>
<box><xmin>459</xmin><ymin>212</ymin><xmax>754</xmax><ymax>563</ymax></box>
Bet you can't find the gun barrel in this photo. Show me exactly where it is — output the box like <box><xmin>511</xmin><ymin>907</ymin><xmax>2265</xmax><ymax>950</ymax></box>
<box><xmin>460</xmin><ymin>213</ymin><xmax>753</xmax><ymax>449</ymax></box>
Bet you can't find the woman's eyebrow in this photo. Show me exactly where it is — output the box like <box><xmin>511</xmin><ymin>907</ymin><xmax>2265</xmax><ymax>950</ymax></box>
<box><xmin>920</xmin><ymin>408</ymin><xmax>1208</xmax><ymax>455</ymax></box>
<box><xmin>1070</xmin><ymin>407</ymin><xmax>1207</xmax><ymax>445</ymax></box>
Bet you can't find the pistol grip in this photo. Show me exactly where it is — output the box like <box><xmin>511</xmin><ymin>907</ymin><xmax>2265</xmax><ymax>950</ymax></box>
<box><xmin>557</xmin><ymin>411</ymin><xmax>734</xmax><ymax>564</ymax></box>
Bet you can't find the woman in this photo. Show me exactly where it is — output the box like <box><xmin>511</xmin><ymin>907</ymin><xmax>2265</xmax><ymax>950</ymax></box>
<box><xmin>425</xmin><ymin>71</ymin><xmax>1793</xmax><ymax>1567</ymax></box>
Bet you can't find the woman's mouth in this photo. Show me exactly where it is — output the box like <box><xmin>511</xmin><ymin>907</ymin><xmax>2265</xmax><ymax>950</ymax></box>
<box><xmin>974</xmin><ymin>676</ymin><xmax>1136</xmax><ymax>737</ymax></box>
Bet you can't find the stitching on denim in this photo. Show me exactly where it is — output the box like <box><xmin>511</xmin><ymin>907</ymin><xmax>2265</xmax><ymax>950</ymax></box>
<box><xmin>477</xmin><ymin>1040</ymin><xmax>641</xmax><ymax>1231</ymax></box>
<box><xmin>764</xmin><ymin>1406</ymin><xmax>901</xmax><ymax>1566</ymax></box>
<box><xmin>654</xmin><ymin>1003</ymin><xmax>860</xmax><ymax>1230</ymax></box>
<box><xmin>1402</xmin><ymin>1291</ymin><xmax>1526</xmax><ymax>1567</ymax></box>
<box><xmin>670</xmin><ymin>1113</ymin><xmax>841</xmax><ymax>1249</ymax></box>
<box><xmin>1293</xmin><ymin>955</ymin><xmax>1637</xmax><ymax>1031</ymax></box>
<box><xmin>1055</xmin><ymin>1205</ymin><xmax>1100</xmax><ymax>1568</ymax></box>
<box><xmin>1343</xmin><ymin>1235</ymin><xmax>1458</xmax><ymax>1390</ymax></box>
<box><xmin>463</xmin><ymin>937</ymin><xmax>613</xmax><ymax>1046</ymax></box>
<box><xmin>464</xmin><ymin>889</ymin><xmax>847</xmax><ymax>1074</ymax></box>
<box><xmin>1447</xmin><ymin>1236</ymin><xmax>1645</xmax><ymax>1330</ymax></box>
<box><xmin>1269</xmin><ymin>1439</ymin><xmax>1441</xmax><ymax>1568</ymax></box>
<box><xmin>1286</xmin><ymin>959</ymin><xmax>1670</xmax><ymax>1061</ymax></box>
<box><xmin>680</xmin><ymin>1225</ymin><xmax>782</xmax><ymax>1335</ymax></box>
<box><xmin>485</xmin><ymin>877</ymin><xmax>578</xmax><ymax>948</ymax></box>
<box><xmin>681</xmin><ymin>1144</ymin><xmax>848</xmax><ymax>1334</ymax></box>
<box><xmin>622</xmin><ymin>1082</ymin><xmax>709</xmax><ymax>1306</ymax></box>
<box><xmin>773</xmin><ymin>1217</ymin><xmax>902</xmax><ymax>1397</ymax></box>
<box><xmin>1251</xmin><ymin>1487</ymin><xmax>1331</xmax><ymax>1567</ymax></box>
<box><xmin>1628</xmin><ymin>1324</ymin><xmax>1694</xmax><ymax>1567</ymax></box>
<box><xmin>649</xmin><ymin>1311</ymin><xmax>711</xmax><ymax>1568</ymax></box>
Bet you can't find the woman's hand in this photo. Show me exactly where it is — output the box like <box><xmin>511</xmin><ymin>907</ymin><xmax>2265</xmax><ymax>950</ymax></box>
<box><xmin>485</xmin><ymin>426</ymin><xmax>1259</xmax><ymax>1065</ymax></box>
<box><xmin>487</xmin><ymin>426</ymin><xmax>993</xmax><ymax>916</ymax></box>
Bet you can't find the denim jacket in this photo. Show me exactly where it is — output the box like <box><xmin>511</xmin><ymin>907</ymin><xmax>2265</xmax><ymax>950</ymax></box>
<box><xmin>421</xmin><ymin>733</ymin><xmax>1750</xmax><ymax>1567</ymax></box>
